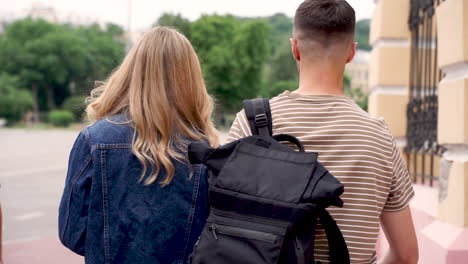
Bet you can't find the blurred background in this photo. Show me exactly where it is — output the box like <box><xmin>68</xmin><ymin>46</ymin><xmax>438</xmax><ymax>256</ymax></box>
<box><xmin>1</xmin><ymin>0</ymin><xmax>468</xmax><ymax>263</ymax></box>
<box><xmin>0</xmin><ymin>0</ymin><xmax>372</xmax><ymax>130</ymax></box>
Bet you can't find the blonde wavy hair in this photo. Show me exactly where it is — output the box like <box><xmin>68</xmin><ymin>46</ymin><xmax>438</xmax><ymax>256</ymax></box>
<box><xmin>86</xmin><ymin>27</ymin><xmax>218</xmax><ymax>186</ymax></box>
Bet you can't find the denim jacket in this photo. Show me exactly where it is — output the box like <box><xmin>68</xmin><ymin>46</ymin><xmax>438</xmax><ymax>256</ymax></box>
<box><xmin>58</xmin><ymin>115</ymin><xmax>209</xmax><ymax>264</ymax></box>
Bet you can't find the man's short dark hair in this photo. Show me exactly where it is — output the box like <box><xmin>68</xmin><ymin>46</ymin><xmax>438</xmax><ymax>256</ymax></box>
<box><xmin>294</xmin><ymin>0</ymin><xmax>356</xmax><ymax>47</ymax></box>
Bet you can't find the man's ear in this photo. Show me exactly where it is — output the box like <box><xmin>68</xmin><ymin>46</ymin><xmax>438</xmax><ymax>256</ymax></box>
<box><xmin>346</xmin><ymin>42</ymin><xmax>358</xmax><ymax>63</ymax></box>
<box><xmin>290</xmin><ymin>38</ymin><xmax>301</xmax><ymax>61</ymax></box>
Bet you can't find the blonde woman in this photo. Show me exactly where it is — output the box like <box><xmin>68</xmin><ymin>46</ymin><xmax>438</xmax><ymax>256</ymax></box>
<box><xmin>58</xmin><ymin>27</ymin><xmax>218</xmax><ymax>264</ymax></box>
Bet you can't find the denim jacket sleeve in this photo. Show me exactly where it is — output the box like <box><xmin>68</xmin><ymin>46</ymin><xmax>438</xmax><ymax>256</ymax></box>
<box><xmin>58</xmin><ymin>129</ymin><xmax>94</xmax><ymax>256</ymax></box>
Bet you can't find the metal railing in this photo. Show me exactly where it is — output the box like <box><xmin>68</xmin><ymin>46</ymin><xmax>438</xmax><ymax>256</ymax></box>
<box><xmin>406</xmin><ymin>0</ymin><xmax>444</xmax><ymax>186</ymax></box>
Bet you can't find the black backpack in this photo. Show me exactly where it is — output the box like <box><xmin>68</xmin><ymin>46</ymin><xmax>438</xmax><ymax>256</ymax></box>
<box><xmin>188</xmin><ymin>98</ymin><xmax>350</xmax><ymax>264</ymax></box>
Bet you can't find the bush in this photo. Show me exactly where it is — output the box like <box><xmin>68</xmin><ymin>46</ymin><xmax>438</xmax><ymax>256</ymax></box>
<box><xmin>48</xmin><ymin>110</ymin><xmax>75</xmax><ymax>127</ymax></box>
<box><xmin>38</xmin><ymin>112</ymin><xmax>49</xmax><ymax>123</ymax></box>
<box><xmin>0</xmin><ymin>74</ymin><xmax>33</xmax><ymax>125</ymax></box>
<box><xmin>62</xmin><ymin>96</ymin><xmax>87</xmax><ymax>120</ymax></box>
<box><xmin>345</xmin><ymin>87</ymin><xmax>369</xmax><ymax>112</ymax></box>
<box><xmin>263</xmin><ymin>80</ymin><xmax>298</xmax><ymax>98</ymax></box>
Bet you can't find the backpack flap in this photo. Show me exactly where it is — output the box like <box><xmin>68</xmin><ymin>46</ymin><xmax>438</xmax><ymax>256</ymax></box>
<box><xmin>188</xmin><ymin>140</ymin><xmax>239</xmax><ymax>176</ymax></box>
<box><xmin>215</xmin><ymin>140</ymin><xmax>318</xmax><ymax>203</ymax></box>
<box><xmin>301</xmin><ymin>162</ymin><xmax>345</xmax><ymax>208</ymax></box>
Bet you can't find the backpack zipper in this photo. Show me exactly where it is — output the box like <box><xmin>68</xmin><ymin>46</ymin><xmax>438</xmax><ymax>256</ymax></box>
<box><xmin>209</xmin><ymin>223</ymin><xmax>278</xmax><ymax>244</ymax></box>
<box><xmin>294</xmin><ymin>236</ymin><xmax>305</xmax><ymax>264</ymax></box>
<box><xmin>209</xmin><ymin>224</ymin><xmax>218</xmax><ymax>240</ymax></box>
<box><xmin>211</xmin><ymin>207</ymin><xmax>290</xmax><ymax>228</ymax></box>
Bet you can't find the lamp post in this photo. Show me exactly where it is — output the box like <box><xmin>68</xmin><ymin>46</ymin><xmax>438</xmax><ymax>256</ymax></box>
<box><xmin>128</xmin><ymin>0</ymin><xmax>132</xmax><ymax>33</ymax></box>
<box><xmin>126</xmin><ymin>0</ymin><xmax>133</xmax><ymax>51</ymax></box>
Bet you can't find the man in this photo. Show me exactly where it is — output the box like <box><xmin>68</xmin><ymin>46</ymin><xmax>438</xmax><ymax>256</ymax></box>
<box><xmin>227</xmin><ymin>0</ymin><xmax>418</xmax><ymax>263</ymax></box>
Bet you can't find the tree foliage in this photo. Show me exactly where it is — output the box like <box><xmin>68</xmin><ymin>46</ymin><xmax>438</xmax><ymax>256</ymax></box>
<box><xmin>261</xmin><ymin>14</ymin><xmax>296</xmax><ymax>98</ymax></box>
<box><xmin>263</xmin><ymin>13</ymin><xmax>293</xmax><ymax>56</ymax></box>
<box><xmin>0</xmin><ymin>73</ymin><xmax>33</xmax><ymax>124</ymax></box>
<box><xmin>0</xmin><ymin>18</ymin><xmax>125</xmax><ymax>114</ymax></box>
<box><xmin>154</xmin><ymin>13</ymin><xmax>192</xmax><ymax>39</ymax></box>
<box><xmin>191</xmin><ymin>15</ymin><xmax>270</xmax><ymax>118</ymax></box>
<box><xmin>344</xmin><ymin>73</ymin><xmax>368</xmax><ymax>111</ymax></box>
<box><xmin>74</xmin><ymin>23</ymin><xmax>126</xmax><ymax>94</ymax></box>
<box><xmin>0</xmin><ymin>14</ymin><xmax>371</xmax><ymax>125</ymax></box>
<box><xmin>355</xmin><ymin>19</ymin><xmax>371</xmax><ymax>51</ymax></box>
<box><xmin>62</xmin><ymin>95</ymin><xmax>87</xmax><ymax>120</ymax></box>
<box><xmin>262</xmin><ymin>80</ymin><xmax>298</xmax><ymax>98</ymax></box>
<box><xmin>266</xmin><ymin>41</ymin><xmax>298</xmax><ymax>83</ymax></box>
<box><xmin>152</xmin><ymin>13</ymin><xmax>372</xmax><ymax>113</ymax></box>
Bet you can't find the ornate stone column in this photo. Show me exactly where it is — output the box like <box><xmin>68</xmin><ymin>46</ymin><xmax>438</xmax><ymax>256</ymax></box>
<box><xmin>418</xmin><ymin>0</ymin><xmax>468</xmax><ymax>263</ymax></box>
<box><xmin>368</xmin><ymin>0</ymin><xmax>411</xmax><ymax>139</ymax></box>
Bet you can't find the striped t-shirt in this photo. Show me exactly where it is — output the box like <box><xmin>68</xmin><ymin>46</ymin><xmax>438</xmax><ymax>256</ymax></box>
<box><xmin>227</xmin><ymin>90</ymin><xmax>414</xmax><ymax>264</ymax></box>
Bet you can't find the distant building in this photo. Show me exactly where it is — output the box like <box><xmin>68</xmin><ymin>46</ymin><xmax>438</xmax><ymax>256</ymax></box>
<box><xmin>26</xmin><ymin>2</ymin><xmax>58</xmax><ymax>23</ymax></box>
<box><xmin>345</xmin><ymin>49</ymin><xmax>370</xmax><ymax>91</ymax></box>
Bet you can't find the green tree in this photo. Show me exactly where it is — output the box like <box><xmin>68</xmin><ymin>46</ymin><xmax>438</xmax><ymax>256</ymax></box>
<box><xmin>259</xmin><ymin>13</ymin><xmax>297</xmax><ymax>98</ymax></box>
<box><xmin>191</xmin><ymin>15</ymin><xmax>270</xmax><ymax>124</ymax></box>
<box><xmin>0</xmin><ymin>18</ymin><xmax>55</xmax><ymax>113</ymax></box>
<box><xmin>232</xmin><ymin>20</ymin><xmax>271</xmax><ymax>102</ymax></box>
<box><xmin>344</xmin><ymin>73</ymin><xmax>368</xmax><ymax>111</ymax></box>
<box><xmin>105</xmin><ymin>22</ymin><xmax>125</xmax><ymax>39</ymax></box>
<box><xmin>0</xmin><ymin>73</ymin><xmax>33</xmax><ymax>124</ymax></box>
<box><xmin>154</xmin><ymin>13</ymin><xmax>192</xmax><ymax>39</ymax></box>
<box><xmin>0</xmin><ymin>19</ymin><xmax>125</xmax><ymax>116</ymax></box>
<box><xmin>355</xmin><ymin>19</ymin><xmax>371</xmax><ymax>51</ymax></box>
<box><xmin>345</xmin><ymin>87</ymin><xmax>369</xmax><ymax>111</ymax></box>
<box><xmin>343</xmin><ymin>72</ymin><xmax>351</xmax><ymax>90</ymax></box>
<box><xmin>62</xmin><ymin>95</ymin><xmax>87</xmax><ymax>120</ymax></box>
<box><xmin>25</xmin><ymin>25</ymin><xmax>88</xmax><ymax>109</ymax></box>
<box><xmin>75</xmin><ymin>23</ymin><xmax>125</xmax><ymax>95</ymax></box>
<box><xmin>263</xmin><ymin>13</ymin><xmax>293</xmax><ymax>56</ymax></box>
<box><xmin>191</xmin><ymin>15</ymin><xmax>239</xmax><ymax>122</ymax></box>
<box><xmin>267</xmin><ymin>42</ymin><xmax>298</xmax><ymax>83</ymax></box>
<box><xmin>262</xmin><ymin>80</ymin><xmax>298</xmax><ymax>98</ymax></box>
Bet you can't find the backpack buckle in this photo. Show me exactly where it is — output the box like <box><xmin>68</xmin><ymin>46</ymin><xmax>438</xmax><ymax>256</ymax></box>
<box><xmin>255</xmin><ymin>114</ymin><xmax>268</xmax><ymax>128</ymax></box>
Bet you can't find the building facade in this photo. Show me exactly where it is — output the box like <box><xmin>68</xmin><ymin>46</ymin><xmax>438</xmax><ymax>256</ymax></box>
<box><xmin>368</xmin><ymin>0</ymin><xmax>468</xmax><ymax>263</ymax></box>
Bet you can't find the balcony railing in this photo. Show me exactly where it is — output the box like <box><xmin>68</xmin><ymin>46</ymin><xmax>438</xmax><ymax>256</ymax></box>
<box><xmin>406</xmin><ymin>0</ymin><xmax>444</xmax><ymax>186</ymax></box>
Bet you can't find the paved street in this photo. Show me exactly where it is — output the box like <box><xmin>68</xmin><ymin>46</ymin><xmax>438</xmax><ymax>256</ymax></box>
<box><xmin>0</xmin><ymin>129</ymin><xmax>83</xmax><ymax>263</ymax></box>
<box><xmin>0</xmin><ymin>128</ymin><xmax>229</xmax><ymax>263</ymax></box>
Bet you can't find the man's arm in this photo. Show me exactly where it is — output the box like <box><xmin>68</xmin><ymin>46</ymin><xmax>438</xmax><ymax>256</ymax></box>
<box><xmin>379</xmin><ymin>135</ymin><xmax>418</xmax><ymax>264</ymax></box>
<box><xmin>380</xmin><ymin>206</ymin><xmax>418</xmax><ymax>264</ymax></box>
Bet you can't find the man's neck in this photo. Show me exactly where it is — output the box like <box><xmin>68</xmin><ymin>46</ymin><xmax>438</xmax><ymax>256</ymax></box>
<box><xmin>295</xmin><ymin>61</ymin><xmax>345</xmax><ymax>96</ymax></box>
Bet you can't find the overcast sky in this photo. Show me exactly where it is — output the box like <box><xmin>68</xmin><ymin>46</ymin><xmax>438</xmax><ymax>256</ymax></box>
<box><xmin>1</xmin><ymin>0</ymin><xmax>375</xmax><ymax>31</ymax></box>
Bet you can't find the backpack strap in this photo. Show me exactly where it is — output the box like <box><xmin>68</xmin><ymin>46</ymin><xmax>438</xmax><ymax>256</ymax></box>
<box><xmin>319</xmin><ymin>209</ymin><xmax>350</xmax><ymax>264</ymax></box>
<box><xmin>243</xmin><ymin>98</ymin><xmax>273</xmax><ymax>137</ymax></box>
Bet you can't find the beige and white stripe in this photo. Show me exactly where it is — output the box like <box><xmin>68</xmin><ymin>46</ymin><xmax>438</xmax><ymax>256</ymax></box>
<box><xmin>227</xmin><ymin>90</ymin><xmax>414</xmax><ymax>264</ymax></box>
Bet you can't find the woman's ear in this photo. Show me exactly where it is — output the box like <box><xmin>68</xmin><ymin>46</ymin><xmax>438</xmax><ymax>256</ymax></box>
<box><xmin>290</xmin><ymin>38</ymin><xmax>301</xmax><ymax>62</ymax></box>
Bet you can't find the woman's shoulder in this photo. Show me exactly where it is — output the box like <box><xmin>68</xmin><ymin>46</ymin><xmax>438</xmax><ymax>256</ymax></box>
<box><xmin>84</xmin><ymin>115</ymin><xmax>134</xmax><ymax>146</ymax></box>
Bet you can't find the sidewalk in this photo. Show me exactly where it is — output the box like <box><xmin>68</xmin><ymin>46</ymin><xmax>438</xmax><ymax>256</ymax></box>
<box><xmin>4</xmin><ymin>237</ymin><xmax>83</xmax><ymax>264</ymax></box>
